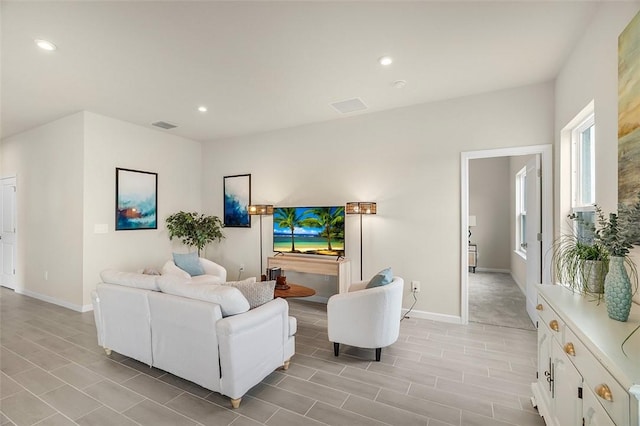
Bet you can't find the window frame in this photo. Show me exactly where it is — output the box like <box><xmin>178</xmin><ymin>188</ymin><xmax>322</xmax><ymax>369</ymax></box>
<box><xmin>515</xmin><ymin>166</ymin><xmax>527</xmax><ymax>259</ymax></box>
<box><xmin>570</xmin><ymin>113</ymin><xmax>596</xmax><ymax>239</ymax></box>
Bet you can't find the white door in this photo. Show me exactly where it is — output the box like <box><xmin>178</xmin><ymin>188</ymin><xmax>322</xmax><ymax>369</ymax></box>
<box><xmin>525</xmin><ymin>156</ymin><xmax>542</xmax><ymax>324</ymax></box>
<box><xmin>1</xmin><ymin>177</ymin><xmax>17</xmax><ymax>289</ymax></box>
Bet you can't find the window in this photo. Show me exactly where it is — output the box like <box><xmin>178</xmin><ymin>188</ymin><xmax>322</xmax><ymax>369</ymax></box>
<box><xmin>571</xmin><ymin>114</ymin><xmax>596</xmax><ymax>242</ymax></box>
<box><xmin>516</xmin><ymin>166</ymin><xmax>527</xmax><ymax>257</ymax></box>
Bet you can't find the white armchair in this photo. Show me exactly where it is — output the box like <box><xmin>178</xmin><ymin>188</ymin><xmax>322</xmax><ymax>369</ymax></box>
<box><xmin>327</xmin><ymin>277</ymin><xmax>404</xmax><ymax>362</ymax></box>
<box><xmin>161</xmin><ymin>257</ymin><xmax>227</xmax><ymax>283</ymax></box>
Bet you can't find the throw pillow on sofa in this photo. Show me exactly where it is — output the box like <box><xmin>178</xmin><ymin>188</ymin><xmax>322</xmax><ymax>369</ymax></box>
<box><xmin>221</xmin><ymin>278</ymin><xmax>276</xmax><ymax>309</ymax></box>
<box><xmin>365</xmin><ymin>267</ymin><xmax>394</xmax><ymax>288</ymax></box>
<box><xmin>173</xmin><ymin>252</ymin><xmax>205</xmax><ymax>276</ymax></box>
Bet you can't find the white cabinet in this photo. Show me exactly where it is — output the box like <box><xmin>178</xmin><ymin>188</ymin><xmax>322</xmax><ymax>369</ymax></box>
<box><xmin>532</xmin><ymin>285</ymin><xmax>640</xmax><ymax>426</ymax></box>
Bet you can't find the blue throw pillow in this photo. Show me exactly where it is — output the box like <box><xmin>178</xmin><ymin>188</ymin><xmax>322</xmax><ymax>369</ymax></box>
<box><xmin>173</xmin><ymin>252</ymin><xmax>205</xmax><ymax>277</ymax></box>
<box><xmin>365</xmin><ymin>267</ymin><xmax>393</xmax><ymax>288</ymax></box>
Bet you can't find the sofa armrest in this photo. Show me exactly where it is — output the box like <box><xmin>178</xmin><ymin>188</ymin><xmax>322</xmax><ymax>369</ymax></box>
<box><xmin>216</xmin><ymin>298</ymin><xmax>292</xmax><ymax>399</ymax></box>
<box><xmin>161</xmin><ymin>260</ymin><xmax>191</xmax><ymax>279</ymax></box>
<box><xmin>200</xmin><ymin>258</ymin><xmax>227</xmax><ymax>282</ymax></box>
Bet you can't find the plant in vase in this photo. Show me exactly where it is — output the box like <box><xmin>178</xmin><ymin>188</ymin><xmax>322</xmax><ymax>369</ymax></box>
<box><xmin>552</xmin><ymin>234</ymin><xmax>608</xmax><ymax>296</ymax></box>
<box><xmin>577</xmin><ymin>198</ymin><xmax>640</xmax><ymax>322</ymax></box>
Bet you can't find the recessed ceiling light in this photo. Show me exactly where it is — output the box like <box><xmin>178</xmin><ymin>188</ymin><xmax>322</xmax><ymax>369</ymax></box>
<box><xmin>198</xmin><ymin>106</ymin><xmax>208</xmax><ymax>112</ymax></box>
<box><xmin>378</xmin><ymin>56</ymin><xmax>393</xmax><ymax>66</ymax></box>
<box><xmin>392</xmin><ymin>80</ymin><xmax>407</xmax><ymax>89</ymax></box>
<box><xmin>35</xmin><ymin>39</ymin><xmax>57</xmax><ymax>51</ymax></box>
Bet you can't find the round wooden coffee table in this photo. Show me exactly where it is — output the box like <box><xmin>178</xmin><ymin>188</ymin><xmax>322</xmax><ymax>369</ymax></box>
<box><xmin>275</xmin><ymin>283</ymin><xmax>316</xmax><ymax>299</ymax></box>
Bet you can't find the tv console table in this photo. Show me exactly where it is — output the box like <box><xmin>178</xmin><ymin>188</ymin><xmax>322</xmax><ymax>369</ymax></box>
<box><xmin>267</xmin><ymin>256</ymin><xmax>351</xmax><ymax>294</ymax></box>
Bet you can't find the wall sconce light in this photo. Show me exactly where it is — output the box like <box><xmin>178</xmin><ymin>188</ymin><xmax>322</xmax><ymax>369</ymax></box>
<box><xmin>346</xmin><ymin>202</ymin><xmax>377</xmax><ymax>280</ymax></box>
<box><xmin>248</xmin><ymin>204</ymin><xmax>274</xmax><ymax>277</ymax></box>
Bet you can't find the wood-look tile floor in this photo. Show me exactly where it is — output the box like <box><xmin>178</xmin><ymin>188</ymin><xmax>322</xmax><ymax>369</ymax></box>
<box><xmin>0</xmin><ymin>287</ymin><xmax>545</xmax><ymax>426</ymax></box>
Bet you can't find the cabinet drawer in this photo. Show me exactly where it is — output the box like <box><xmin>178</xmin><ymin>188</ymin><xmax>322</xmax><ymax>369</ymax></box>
<box><xmin>583</xmin><ymin>385</ymin><xmax>616</xmax><ymax>426</ymax></box>
<box><xmin>564</xmin><ymin>327</ymin><xmax>630</xmax><ymax>426</ymax></box>
<box><xmin>536</xmin><ymin>297</ymin><xmax>565</xmax><ymax>341</ymax></box>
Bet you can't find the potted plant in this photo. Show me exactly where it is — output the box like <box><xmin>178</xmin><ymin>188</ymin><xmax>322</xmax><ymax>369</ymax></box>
<box><xmin>552</xmin><ymin>233</ymin><xmax>609</xmax><ymax>296</ymax></box>
<box><xmin>573</xmin><ymin>196</ymin><xmax>640</xmax><ymax>322</ymax></box>
<box><xmin>165</xmin><ymin>211</ymin><xmax>225</xmax><ymax>256</ymax></box>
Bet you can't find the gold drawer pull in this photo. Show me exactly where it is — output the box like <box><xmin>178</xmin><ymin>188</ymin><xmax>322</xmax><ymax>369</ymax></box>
<box><xmin>595</xmin><ymin>384</ymin><xmax>613</xmax><ymax>401</ymax></box>
<box><xmin>536</xmin><ymin>304</ymin><xmax>544</xmax><ymax>311</ymax></box>
<box><xmin>564</xmin><ymin>342</ymin><xmax>575</xmax><ymax>356</ymax></box>
<box><xmin>549</xmin><ymin>319</ymin><xmax>559</xmax><ymax>332</ymax></box>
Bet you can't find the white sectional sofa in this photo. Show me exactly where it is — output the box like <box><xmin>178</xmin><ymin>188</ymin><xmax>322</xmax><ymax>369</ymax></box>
<box><xmin>92</xmin><ymin>270</ymin><xmax>296</xmax><ymax>408</ymax></box>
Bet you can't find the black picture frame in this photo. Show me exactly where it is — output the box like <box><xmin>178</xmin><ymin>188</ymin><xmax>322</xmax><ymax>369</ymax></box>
<box><xmin>115</xmin><ymin>168</ymin><xmax>158</xmax><ymax>231</ymax></box>
<box><xmin>223</xmin><ymin>174</ymin><xmax>251</xmax><ymax>228</ymax></box>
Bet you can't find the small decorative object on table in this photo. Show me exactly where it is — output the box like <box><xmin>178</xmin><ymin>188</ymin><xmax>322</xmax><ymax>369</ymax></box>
<box><xmin>275</xmin><ymin>275</ymin><xmax>289</xmax><ymax>291</ymax></box>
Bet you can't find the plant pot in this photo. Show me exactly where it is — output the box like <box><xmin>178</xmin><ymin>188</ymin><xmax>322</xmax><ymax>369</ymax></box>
<box><xmin>582</xmin><ymin>259</ymin><xmax>607</xmax><ymax>294</ymax></box>
<box><xmin>604</xmin><ymin>256</ymin><xmax>632</xmax><ymax>322</ymax></box>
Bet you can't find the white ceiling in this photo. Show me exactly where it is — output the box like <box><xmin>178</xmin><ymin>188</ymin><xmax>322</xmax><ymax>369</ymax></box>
<box><xmin>1</xmin><ymin>1</ymin><xmax>599</xmax><ymax>142</ymax></box>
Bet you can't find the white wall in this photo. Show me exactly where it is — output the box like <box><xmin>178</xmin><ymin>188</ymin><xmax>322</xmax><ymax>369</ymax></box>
<box><xmin>469</xmin><ymin>157</ymin><xmax>511</xmax><ymax>271</ymax></box>
<box><xmin>1</xmin><ymin>111</ymin><xmax>203</xmax><ymax>309</ymax></box>
<box><xmin>81</xmin><ymin>112</ymin><xmax>203</xmax><ymax>306</ymax></box>
<box><xmin>1</xmin><ymin>113</ymin><xmax>85</xmax><ymax>307</ymax></box>
<box><xmin>203</xmin><ymin>81</ymin><xmax>554</xmax><ymax>320</ymax></box>
<box><xmin>555</xmin><ymin>2</ymin><xmax>640</xmax><ymax>219</ymax></box>
<box><xmin>555</xmin><ymin>2</ymin><xmax>640</xmax><ymax>303</ymax></box>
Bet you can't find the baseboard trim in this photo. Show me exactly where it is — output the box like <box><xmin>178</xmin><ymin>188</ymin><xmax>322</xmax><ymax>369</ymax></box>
<box><xmin>16</xmin><ymin>288</ymin><xmax>93</xmax><ymax>313</ymax></box>
<box><xmin>401</xmin><ymin>308</ymin><xmax>462</xmax><ymax>324</ymax></box>
<box><xmin>475</xmin><ymin>267</ymin><xmax>510</xmax><ymax>273</ymax></box>
<box><xmin>511</xmin><ymin>272</ymin><xmax>526</xmax><ymax>295</ymax></box>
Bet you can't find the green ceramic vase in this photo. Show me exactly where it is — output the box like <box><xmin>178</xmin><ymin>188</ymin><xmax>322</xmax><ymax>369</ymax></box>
<box><xmin>604</xmin><ymin>256</ymin><xmax>632</xmax><ymax>322</ymax></box>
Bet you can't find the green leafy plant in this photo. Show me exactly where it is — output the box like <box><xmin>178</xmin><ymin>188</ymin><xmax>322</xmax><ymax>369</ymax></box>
<box><xmin>552</xmin><ymin>234</ymin><xmax>608</xmax><ymax>295</ymax></box>
<box><xmin>165</xmin><ymin>211</ymin><xmax>224</xmax><ymax>256</ymax></box>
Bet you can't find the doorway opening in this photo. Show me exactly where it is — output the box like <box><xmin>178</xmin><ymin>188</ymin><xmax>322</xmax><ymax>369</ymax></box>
<box><xmin>460</xmin><ymin>145</ymin><xmax>552</xmax><ymax>327</ymax></box>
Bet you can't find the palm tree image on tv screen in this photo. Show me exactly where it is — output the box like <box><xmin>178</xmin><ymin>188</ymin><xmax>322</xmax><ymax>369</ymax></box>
<box><xmin>273</xmin><ymin>207</ymin><xmax>345</xmax><ymax>256</ymax></box>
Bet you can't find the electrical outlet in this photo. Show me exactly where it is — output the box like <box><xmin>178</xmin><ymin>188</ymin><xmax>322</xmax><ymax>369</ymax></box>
<box><xmin>411</xmin><ymin>281</ymin><xmax>420</xmax><ymax>293</ymax></box>
<box><xmin>239</xmin><ymin>264</ymin><xmax>245</xmax><ymax>271</ymax></box>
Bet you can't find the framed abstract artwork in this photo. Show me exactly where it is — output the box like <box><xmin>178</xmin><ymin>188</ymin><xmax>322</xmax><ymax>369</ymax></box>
<box><xmin>115</xmin><ymin>168</ymin><xmax>158</xmax><ymax>230</ymax></box>
<box><xmin>223</xmin><ymin>174</ymin><xmax>251</xmax><ymax>227</ymax></box>
<box><xmin>619</xmin><ymin>10</ymin><xmax>640</xmax><ymax>207</ymax></box>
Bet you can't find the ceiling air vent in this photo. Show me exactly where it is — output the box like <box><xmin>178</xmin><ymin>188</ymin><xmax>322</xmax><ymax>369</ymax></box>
<box><xmin>152</xmin><ymin>121</ymin><xmax>177</xmax><ymax>130</ymax></box>
<box><xmin>330</xmin><ymin>98</ymin><xmax>368</xmax><ymax>114</ymax></box>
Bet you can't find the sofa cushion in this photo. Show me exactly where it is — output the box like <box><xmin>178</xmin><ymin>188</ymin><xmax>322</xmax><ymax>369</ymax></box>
<box><xmin>221</xmin><ymin>278</ymin><xmax>275</xmax><ymax>309</ymax></box>
<box><xmin>100</xmin><ymin>269</ymin><xmax>160</xmax><ymax>291</ymax></box>
<box><xmin>173</xmin><ymin>252</ymin><xmax>205</xmax><ymax>277</ymax></box>
<box><xmin>365</xmin><ymin>267</ymin><xmax>394</xmax><ymax>289</ymax></box>
<box><xmin>157</xmin><ymin>275</ymin><xmax>250</xmax><ymax>316</ymax></box>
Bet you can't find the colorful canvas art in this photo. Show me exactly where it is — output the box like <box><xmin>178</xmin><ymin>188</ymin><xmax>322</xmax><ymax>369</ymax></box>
<box><xmin>224</xmin><ymin>174</ymin><xmax>251</xmax><ymax>227</ymax></box>
<box><xmin>618</xmin><ymin>10</ymin><xmax>640</xmax><ymax>205</ymax></box>
<box><xmin>115</xmin><ymin>168</ymin><xmax>157</xmax><ymax>230</ymax></box>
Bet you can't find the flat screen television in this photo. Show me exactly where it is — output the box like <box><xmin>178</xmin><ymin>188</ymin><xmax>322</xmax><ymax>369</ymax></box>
<box><xmin>273</xmin><ymin>206</ymin><xmax>345</xmax><ymax>257</ymax></box>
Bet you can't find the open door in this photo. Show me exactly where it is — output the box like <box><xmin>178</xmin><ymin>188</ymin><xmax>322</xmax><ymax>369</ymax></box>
<box><xmin>525</xmin><ymin>156</ymin><xmax>542</xmax><ymax>325</ymax></box>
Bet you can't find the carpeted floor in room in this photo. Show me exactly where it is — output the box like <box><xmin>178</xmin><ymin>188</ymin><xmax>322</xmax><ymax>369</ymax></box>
<box><xmin>468</xmin><ymin>272</ymin><xmax>535</xmax><ymax>331</ymax></box>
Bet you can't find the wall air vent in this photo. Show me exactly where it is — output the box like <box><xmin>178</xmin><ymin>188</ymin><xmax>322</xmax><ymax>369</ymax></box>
<box><xmin>330</xmin><ymin>98</ymin><xmax>368</xmax><ymax>114</ymax></box>
<box><xmin>152</xmin><ymin>121</ymin><xmax>177</xmax><ymax>130</ymax></box>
